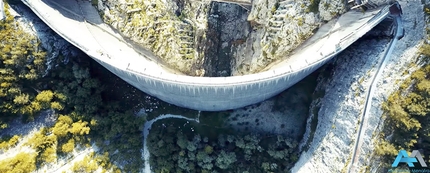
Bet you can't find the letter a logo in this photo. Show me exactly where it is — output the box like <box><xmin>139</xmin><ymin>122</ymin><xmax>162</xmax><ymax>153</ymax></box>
<box><xmin>410</xmin><ymin>150</ymin><xmax>428</xmax><ymax>167</ymax></box>
<box><xmin>392</xmin><ymin>150</ymin><xmax>418</xmax><ymax>167</ymax></box>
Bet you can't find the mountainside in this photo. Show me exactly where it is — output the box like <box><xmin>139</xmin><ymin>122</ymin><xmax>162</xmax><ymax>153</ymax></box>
<box><xmin>293</xmin><ymin>1</ymin><xmax>425</xmax><ymax>172</ymax></box>
<box><xmin>95</xmin><ymin>0</ymin><xmax>349</xmax><ymax>76</ymax></box>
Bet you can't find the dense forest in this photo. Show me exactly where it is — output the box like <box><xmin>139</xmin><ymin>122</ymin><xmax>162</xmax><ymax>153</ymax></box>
<box><xmin>374</xmin><ymin>4</ymin><xmax>430</xmax><ymax>171</ymax></box>
<box><xmin>147</xmin><ymin>119</ymin><xmax>299</xmax><ymax>173</ymax></box>
<box><xmin>0</xmin><ymin>4</ymin><xmax>145</xmax><ymax>172</ymax></box>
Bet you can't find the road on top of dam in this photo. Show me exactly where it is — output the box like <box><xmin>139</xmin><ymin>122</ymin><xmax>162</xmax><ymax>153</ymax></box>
<box><xmin>21</xmin><ymin>0</ymin><xmax>390</xmax><ymax>111</ymax></box>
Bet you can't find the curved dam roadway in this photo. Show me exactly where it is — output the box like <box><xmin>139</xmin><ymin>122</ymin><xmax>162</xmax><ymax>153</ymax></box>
<box><xmin>22</xmin><ymin>0</ymin><xmax>390</xmax><ymax>111</ymax></box>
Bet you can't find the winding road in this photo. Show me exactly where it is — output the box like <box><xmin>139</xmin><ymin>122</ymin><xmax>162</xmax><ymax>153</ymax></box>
<box><xmin>347</xmin><ymin>10</ymin><xmax>403</xmax><ymax>173</ymax></box>
<box><xmin>142</xmin><ymin>113</ymin><xmax>200</xmax><ymax>173</ymax></box>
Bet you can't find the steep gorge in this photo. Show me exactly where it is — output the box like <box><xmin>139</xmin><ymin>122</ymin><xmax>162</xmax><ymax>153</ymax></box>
<box><xmin>94</xmin><ymin>0</ymin><xmax>347</xmax><ymax>76</ymax></box>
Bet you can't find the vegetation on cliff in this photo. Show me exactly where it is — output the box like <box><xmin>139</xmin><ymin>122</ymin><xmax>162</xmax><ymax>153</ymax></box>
<box><xmin>99</xmin><ymin>0</ymin><xmax>208</xmax><ymax>75</ymax></box>
<box><xmin>373</xmin><ymin>5</ymin><xmax>430</xmax><ymax>170</ymax></box>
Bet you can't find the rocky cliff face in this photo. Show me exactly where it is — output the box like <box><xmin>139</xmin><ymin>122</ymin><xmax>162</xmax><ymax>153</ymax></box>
<box><xmin>94</xmin><ymin>0</ymin><xmax>350</xmax><ymax>76</ymax></box>
<box><xmin>97</xmin><ymin>0</ymin><xmax>210</xmax><ymax>76</ymax></box>
<box><xmin>233</xmin><ymin>0</ymin><xmax>323</xmax><ymax>75</ymax></box>
<box><xmin>203</xmin><ymin>2</ymin><xmax>251</xmax><ymax>76</ymax></box>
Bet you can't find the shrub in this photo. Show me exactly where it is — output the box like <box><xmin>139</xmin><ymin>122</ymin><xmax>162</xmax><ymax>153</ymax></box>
<box><xmin>0</xmin><ymin>152</ymin><xmax>37</xmax><ymax>173</ymax></box>
<box><xmin>0</xmin><ymin>135</ymin><xmax>20</xmax><ymax>150</ymax></box>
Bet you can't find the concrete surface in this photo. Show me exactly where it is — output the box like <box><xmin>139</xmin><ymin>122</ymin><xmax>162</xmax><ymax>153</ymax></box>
<box><xmin>0</xmin><ymin>0</ymin><xmax>5</xmax><ymax>21</ymax></box>
<box><xmin>21</xmin><ymin>0</ymin><xmax>389</xmax><ymax>111</ymax></box>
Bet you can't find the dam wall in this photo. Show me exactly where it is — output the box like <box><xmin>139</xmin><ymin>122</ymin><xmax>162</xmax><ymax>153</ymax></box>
<box><xmin>0</xmin><ymin>0</ymin><xmax>5</xmax><ymax>21</ymax></box>
<box><xmin>22</xmin><ymin>0</ymin><xmax>389</xmax><ymax>111</ymax></box>
<box><xmin>93</xmin><ymin>55</ymin><xmax>329</xmax><ymax>111</ymax></box>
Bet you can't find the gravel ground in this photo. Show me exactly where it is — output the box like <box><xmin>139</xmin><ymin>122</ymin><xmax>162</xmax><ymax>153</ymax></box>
<box><xmin>224</xmin><ymin>78</ymin><xmax>314</xmax><ymax>140</ymax></box>
<box><xmin>0</xmin><ymin>110</ymin><xmax>56</xmax><ymax>138</ymax></box>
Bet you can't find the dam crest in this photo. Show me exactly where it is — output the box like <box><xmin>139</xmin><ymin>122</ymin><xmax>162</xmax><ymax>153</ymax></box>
<box><xmin>21</xmin><ymin>0</ymin><xmax>390</xmax><ymax>111</ymax></box>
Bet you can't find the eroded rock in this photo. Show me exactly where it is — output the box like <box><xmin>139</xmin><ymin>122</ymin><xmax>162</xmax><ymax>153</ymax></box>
<box><xmin>96</xmin><ymin>0</ymin><xmax>351</xmax><ymax>76</ymax></box>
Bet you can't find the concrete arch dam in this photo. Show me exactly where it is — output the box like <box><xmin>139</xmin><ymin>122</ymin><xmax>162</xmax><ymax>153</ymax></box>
<box><xmin>21</xmin><ymin>0</ymin><xmax>390</xmax><ymax>111</ymax></box>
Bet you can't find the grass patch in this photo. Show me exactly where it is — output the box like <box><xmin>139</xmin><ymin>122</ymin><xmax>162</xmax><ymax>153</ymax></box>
<box><xmin>199</xmin><ymin>111</ymin><xmax>231</xmax><ymax>128</ymax></box>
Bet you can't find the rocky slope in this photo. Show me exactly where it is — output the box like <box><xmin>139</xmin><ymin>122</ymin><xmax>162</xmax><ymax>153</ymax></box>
<box><xmin>94</xmin><ymin>0</ymin><xmax>352</xmax><ymax>76</ymax></box>
<box><xmin>292</xmin><ymin>1</ymin><xmax>425</xmax><ymax>172</ymax></box>
<box><xmin>96</xmin><ymin>0</ymin><xmax>210</xmax><ymax>76</ymax></box>
<box><xmin>234</xmin><ymin>0</ymin><xmax>324</xmax><ymax>75</ymax></box>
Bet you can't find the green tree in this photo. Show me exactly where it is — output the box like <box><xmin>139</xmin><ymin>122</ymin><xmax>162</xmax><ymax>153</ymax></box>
<box><xmin>61</xmin><ymin>138</ymin><xmax>75</xmax><ymax>153</ymax></box>
<box><xmin>52</xmin><ymin>115</ymin><xmax>73</xmax><ymax>138</ymax></box>
<box><xmin>41</xmin><ymin>147</ymin><xmax>57</xmax><ymax>163</ymax></box>
<box><xmin>215</xmin><ymin>151</ymin><xmax>237</xmax><ymax>169</ymax></box>
<box><xmin>176</xmin><ymin>132</ymin><xmax>188</xmax><ymax>150</ymax></box>
<box><xmin>204</xmin><ymin>145</ymin><xmax>213</xmax><ymax>154</ymax></box>
<box><xmin>70</xmin><ymin>120</ymin><xmax>90</xmax><ymax>136</ymax></box>
<box><xmin>0</xmin><ymin>152</ymin><xmax>37</xmax><ymax>173</ymax></box>
<box><xmin>0</xmin><ymin>135</ymin><xmax>20</xmax><ymax>150</ymax></box>
<box><xmin>35</xmin><ymin>90</ymin><xmax>54</xmax><ymax>103</ymax></box>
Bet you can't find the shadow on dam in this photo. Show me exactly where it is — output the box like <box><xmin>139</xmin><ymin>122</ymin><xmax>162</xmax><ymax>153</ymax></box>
<box><xmin>89</xmin><ymin>46</ymin><xmax>323</xmax><ymax>140</ymax></box>
<box><xmin>87</xmin><ymin>15</ymin><xmax>391</xmax><ymax>141</ymax></box>
<box><xmin>8</xmin><ymin>0</ymin><xmax>321</xmax><ymax>135</ymax></box>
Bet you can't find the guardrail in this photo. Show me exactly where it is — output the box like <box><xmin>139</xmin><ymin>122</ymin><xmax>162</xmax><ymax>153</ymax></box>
<box><xmin>346</xmin><ymin>8</ymin><xmax>396</xmax><ymax>173</ymax></box>
<box><xmin>21</xmin><ymin>0</ymin><xmax>394</xmax><ymax>110</ymax></box>
<box><xmin>124</xmin><ymin>8</ymin><xmax>390</xmax><ymax>86</ymax></box>
<box><xmin>22</xmin><ymin>0</ymin><xmax>390</xmax><ymax>87</ymax></box>
<box><xmin>340</xmin><ymin>6</ymin><xmax>389</xmax><ymax>43</ymax></box>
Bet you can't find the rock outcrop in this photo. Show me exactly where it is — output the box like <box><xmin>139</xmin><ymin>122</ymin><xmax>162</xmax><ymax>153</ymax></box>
<box><xmin>97</xmin><ymin>0</ymin><xmax>210</xmax><ymax>76</ymax></box>
<box><xmin>203</xmin><ymin>2</ymin><xmax>251</xmax><ymax>76</ymax></box>
<box><xmin>234</xmin><ymin>0</ymin><xmax>322</xmax><ymax>75</ymax></box>
<box><xmin>95</xmin><ymin>0</ymin><xmax>352</xmax><ymax>76</ymax></box>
